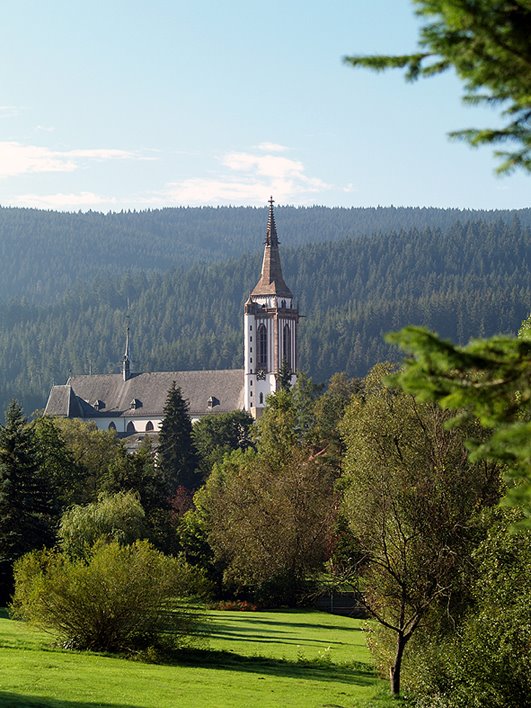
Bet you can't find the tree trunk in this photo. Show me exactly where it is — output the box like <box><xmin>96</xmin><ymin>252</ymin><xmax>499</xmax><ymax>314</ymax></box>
<box><xmin>389</xmin><ymin>633</ymin><xmax>407</xmax><ymax>696</ymax></box>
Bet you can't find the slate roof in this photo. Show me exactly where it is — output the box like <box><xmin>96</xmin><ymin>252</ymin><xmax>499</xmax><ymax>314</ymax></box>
<box><xmin>45</xmin><ymin>369</ymin><xmax>245</xmax><ymax>419</ymax></box>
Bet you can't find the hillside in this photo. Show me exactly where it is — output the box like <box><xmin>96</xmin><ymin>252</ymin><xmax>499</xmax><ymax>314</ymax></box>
<box><xmin>1</xmin><ymin>214</ymin><xmax>528</xmax><ymax>416</ymax></box>
<box><xmin>1</xmin><ymin>204</ymin><xmax>529</xmax><ymax>303</ymax></box>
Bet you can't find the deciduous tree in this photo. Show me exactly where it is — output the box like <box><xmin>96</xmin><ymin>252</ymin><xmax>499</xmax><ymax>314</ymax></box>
<box><xmin>387</xmin><ymin>321</ymin><xmax>531</xmax><ymax>527</ymax></box>
<box><xmin>192</xmin><ymin>410</ymin><xmax>253</xmax><ymax>481</ymax></box>
<box><xmin>405</xmin><ymin>508</ymin><xmax>531</xmax><ymax>707</ymax></box>
<box><xmin>340</xmin><ymin>365</ymin><xmax>500</xmax><ymax>696</ymax></box>
<box><xmin>58</xmin><ymin>491</ymin><xmax>146</xmax><ymax>559</ymax></box>
<box><xmin>52</xmin><ymin>418</ymin><xmax>128</xmax><ymax>504</ymax></box>
<box><xmin>205</xmin><ymin>445</ymin><xmax>336</xmax><ymax>605</ymax></box>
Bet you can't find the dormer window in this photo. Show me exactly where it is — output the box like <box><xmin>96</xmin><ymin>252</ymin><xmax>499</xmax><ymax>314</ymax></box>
<box><xmin>92</xmin><ymin>399</ymin><xmax>105</xmax><ymax>411</ymax></box>
<box><xmin>130</xmin><ymin>398</ymin><xmax>141</xmax><ymax>410</ymax></box>
<box><xmin>207</xmin><ymin>396</ymin><xmax>220</xmax><ymax>409</ymax></box>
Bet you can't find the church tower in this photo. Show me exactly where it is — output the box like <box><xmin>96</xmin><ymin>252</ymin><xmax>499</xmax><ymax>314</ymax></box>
<box><xmin>244</xmin><ymin>197</ymin><xmax>299</xmax><ymax>416</ymax></box>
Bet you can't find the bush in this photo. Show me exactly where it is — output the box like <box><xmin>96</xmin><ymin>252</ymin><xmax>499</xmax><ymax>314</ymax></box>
<box><xmin>58</xmin><ymin>491</ymin><xmax>146</xmax><ymax>558</ymax></box>
<box><xmin>403</xmin><ymin>509</ymin><xmax>531</xmax><ymax>707</ymax></box>
<box><xmin>212</xmin><ymin>600</ymin><xmax>258</xmax><ymax>611</ymax></box>
<box><xmin>11</xmin><ymin>540</ymin><xmax>212</xmax><ymax>654</ymax></box>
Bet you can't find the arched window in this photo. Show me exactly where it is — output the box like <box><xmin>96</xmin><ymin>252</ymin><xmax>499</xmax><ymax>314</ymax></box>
<box><xmin>283</xmin><ymin>323</ymin><xmax>291</xmax><ymax>368</ymax></box>
<box><xmin>259</xmin><ymin>392</ymin><xmax>264</xmax><ymax>405</ymax></box>
<box><xmin>257</xmin><ymin>323</ymin><xmax>268</xmax><ymax>369</ymax></box>
<box><xmin>126</xmin><ymin>421</ymin><xmax>136</xmax><ymax>434</ymax></box>
<box><xmin>145</xmin><ymin>421</ymin><xmax>154</xmax><ymax>432</ymax></box>
<box><xmin>108</xmin><ymin>422</ymin><xmax>116</xmax><ymax>432</ymax></box>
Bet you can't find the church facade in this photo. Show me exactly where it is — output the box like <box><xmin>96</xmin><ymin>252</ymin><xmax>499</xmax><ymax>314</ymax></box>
<box><xmin>44</xmin><ymin>198</ymin><xmax>298</xmax><ymax>434</ymax></box>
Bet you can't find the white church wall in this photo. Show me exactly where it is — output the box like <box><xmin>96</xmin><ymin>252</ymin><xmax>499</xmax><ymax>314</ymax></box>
<box><xmin>90</xmin><ymin>417</ymin><xmax>163</xmax><ymax>434</ymax></box>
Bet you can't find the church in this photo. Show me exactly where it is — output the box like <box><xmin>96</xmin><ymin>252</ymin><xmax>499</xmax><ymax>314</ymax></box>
<box><xmin>44</xmin><ymin>198</ymin><xmax>299</xmax><ymax>436</ymax></box>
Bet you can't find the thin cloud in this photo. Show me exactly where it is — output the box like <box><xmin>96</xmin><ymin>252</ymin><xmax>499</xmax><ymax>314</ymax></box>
<box><xmin>0</xmin><ymin>141</ymin><xmax>149</xmax><ymax>178</ymax></box>
<box><xmin>67</xmin><ymin>148</ymin><xmax>150</xmax><ymax>160</ymax></box>
<box><xmin>7</xmin><ymin>191</ymin><xmax>118</xmax><ymax>210</ymax></box>
<box><xmin>0</xmin><ymin>105</ymin><xmax>21</xmax><ymax>118</ymax></box>
<box><xmin>255</xmin><ymin>142</ymin><xmax>290</xmax><ymax>153</ymax></box>
<box><xmin>160</xmin><ymin>147</ymin><xmax>331</xmax><ymax>206</ymax></box>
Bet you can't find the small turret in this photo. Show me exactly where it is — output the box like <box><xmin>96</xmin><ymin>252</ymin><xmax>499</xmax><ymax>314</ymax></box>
<box><xmin>122</xmin><ymin>318</ymin><xmax>131</xmax><ymax>381</ymax></box>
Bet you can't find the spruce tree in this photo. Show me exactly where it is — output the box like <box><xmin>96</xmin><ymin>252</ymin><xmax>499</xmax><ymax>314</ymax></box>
<box><xmin>276</xmin><ymin>360</ymin><xmax>293</xmax><ymax>391</ymax></box>
<box><xmin>0</xmin><ymin>401</ymin><xmax>54</xmax><ymax>602</ymax></box>
<box><xmin>158</xmin><ymin>383</ymin><xmax>198</xmax><ymax>493</ymax></box>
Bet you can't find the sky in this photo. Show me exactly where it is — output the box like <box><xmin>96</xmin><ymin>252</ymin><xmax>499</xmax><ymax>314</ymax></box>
<box><xmin>0</xmin><ymin>0</ymin><xmax>528</xmax><ymax>212</ymax></box>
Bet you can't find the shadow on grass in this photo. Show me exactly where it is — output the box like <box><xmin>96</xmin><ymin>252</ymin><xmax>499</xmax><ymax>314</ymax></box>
<box><xmin>209</xmin><ymin>620</ymin><xmax>348</xmax><ymax>643</ymax></box>
<box><xmin>169</xmin><ymin>647</ymin><xmax>376</xmax><ymax>687</ymax></box>
<box><xmin>212</xmin><ymin>615</ymin><xmax>364</xmax><ymax>633</ymax></box>
<box><xmin>0</xmin><ymin>692</ymin><xmax>139</xmax><ymax>708</ymax></box>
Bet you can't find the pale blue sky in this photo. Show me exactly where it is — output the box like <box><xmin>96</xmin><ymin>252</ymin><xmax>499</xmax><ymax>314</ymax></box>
<box><xmin>0</xmin><ymin>0</ymin><xmax>528</xmax><ymax>211</ymax></box>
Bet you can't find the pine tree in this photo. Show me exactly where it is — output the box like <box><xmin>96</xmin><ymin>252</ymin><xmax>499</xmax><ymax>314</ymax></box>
<box><xmin>276</xmin><ymin>360</ymin><xmax>293</xmax><ymax>391</ymax></box>
<box><xmin>157</xmin><ymin>383</ymin><xmax>198</xmax><ymax>492</ymax></box>
<box><xmin>0</xmin><ymin>401</ymin><xmax>54</xmax><ymax>602</ymax></box>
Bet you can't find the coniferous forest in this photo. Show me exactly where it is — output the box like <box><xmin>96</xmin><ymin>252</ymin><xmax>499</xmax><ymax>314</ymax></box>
<box><xmin>0</xmin><ymin>205</ymin><xmax>529</xmax><ymax>415</ymax></box>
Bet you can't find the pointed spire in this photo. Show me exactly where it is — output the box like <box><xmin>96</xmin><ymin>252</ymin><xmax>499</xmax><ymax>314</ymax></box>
<box><xmin>265</xmin><ymin>196</ymin><xmax>279</xmax><ymax>247</ymax></box>
<box><xmin>251</xmin><ymin>197</ymin><xmax>292</xmax><ymax>298</ymax></box>
<box><xmin>122</xmin><ymin>316</ymin><xmax>131</xmax><ymax>381</ymax></box>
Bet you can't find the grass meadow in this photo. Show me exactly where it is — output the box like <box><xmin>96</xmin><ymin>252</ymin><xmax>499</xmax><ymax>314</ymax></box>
<box><xmin>0</xmin><ymin>608</ymin><xmax>396</xmax><ymax>707</ymax></box>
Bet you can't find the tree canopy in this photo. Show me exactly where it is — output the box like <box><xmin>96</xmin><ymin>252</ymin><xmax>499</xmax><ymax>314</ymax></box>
<box><xmin>0</xmin><ymin>402</ymin><xmax>54</xmax><ymax>601</ymax></box>
<box><xmin>340</xmin><ymin>364</ymin><xmax>501</xmax><ymax>695</ymax></box>
<box><xmin>388</xmin><ymin>320</ymin><xmax>531</xmax><ymax>527</ymax></box>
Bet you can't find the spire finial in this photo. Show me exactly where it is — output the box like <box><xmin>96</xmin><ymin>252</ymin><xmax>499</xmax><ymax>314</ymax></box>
<box><xmin>266</xmin><ymin>195</ymin><xmax>279</xmax><ymax>247</ymax></box>
<box><xmin>124</xmin><ymin>315</ymin><xmax>130</xmax><ymax>358</ymax></box>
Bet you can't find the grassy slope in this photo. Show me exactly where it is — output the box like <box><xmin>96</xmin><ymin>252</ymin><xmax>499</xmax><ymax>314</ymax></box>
<box><xmin>0</xmin><ymin>609</ymin><xmax>394</xmax><ymax>708</ymax></box>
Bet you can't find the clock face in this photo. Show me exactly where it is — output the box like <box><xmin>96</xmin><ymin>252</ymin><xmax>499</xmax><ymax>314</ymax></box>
<box><xmin>256</xmin><ymin>369</ymin><xmax>266</xmax><ymax>381</ymax></box>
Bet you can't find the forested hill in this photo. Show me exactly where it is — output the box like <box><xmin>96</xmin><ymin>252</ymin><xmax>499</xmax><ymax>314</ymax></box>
<box><xmin>1</xmin><ymin>217</ymin><xmax>528</xmax><ymax>416</ymax></box>
<box><xmin>1</xmin><ymin>204</ymin><xmax>529</xmax><ymax>303</ymax></box>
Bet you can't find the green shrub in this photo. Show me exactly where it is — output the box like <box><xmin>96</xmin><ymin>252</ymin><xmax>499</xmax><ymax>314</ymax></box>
<box><xmin>58</xmin><ymin>491</ymin><xmax>146</xmax><ymax>558</ymax></box>
<box><xmin>403</xmin><ymin>509</ymin><xmax>531</xmax><ymax>707</ymax></box>
<box><xmin>11</xmin><ymin>540</ymin><xmax>212</xmax><ymax>654</ymax></box>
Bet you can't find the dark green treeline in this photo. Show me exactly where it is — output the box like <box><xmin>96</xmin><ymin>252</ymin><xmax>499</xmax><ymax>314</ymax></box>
<box><xmin>1</xmin><ymin>204</ymin><xmax>529</xmax><ymax>303</ymax></box>
<box><xmin>0</xmin><ymin>213</ymin><xmax>528</xmax><ymax>415</ymax></box>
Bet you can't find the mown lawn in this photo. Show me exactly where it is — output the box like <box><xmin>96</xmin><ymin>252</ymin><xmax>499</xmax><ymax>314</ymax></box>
<box><xmin>0</xmin><ymin>608</ymin><xmax>394</xmax><ymax>707</ymax></box>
